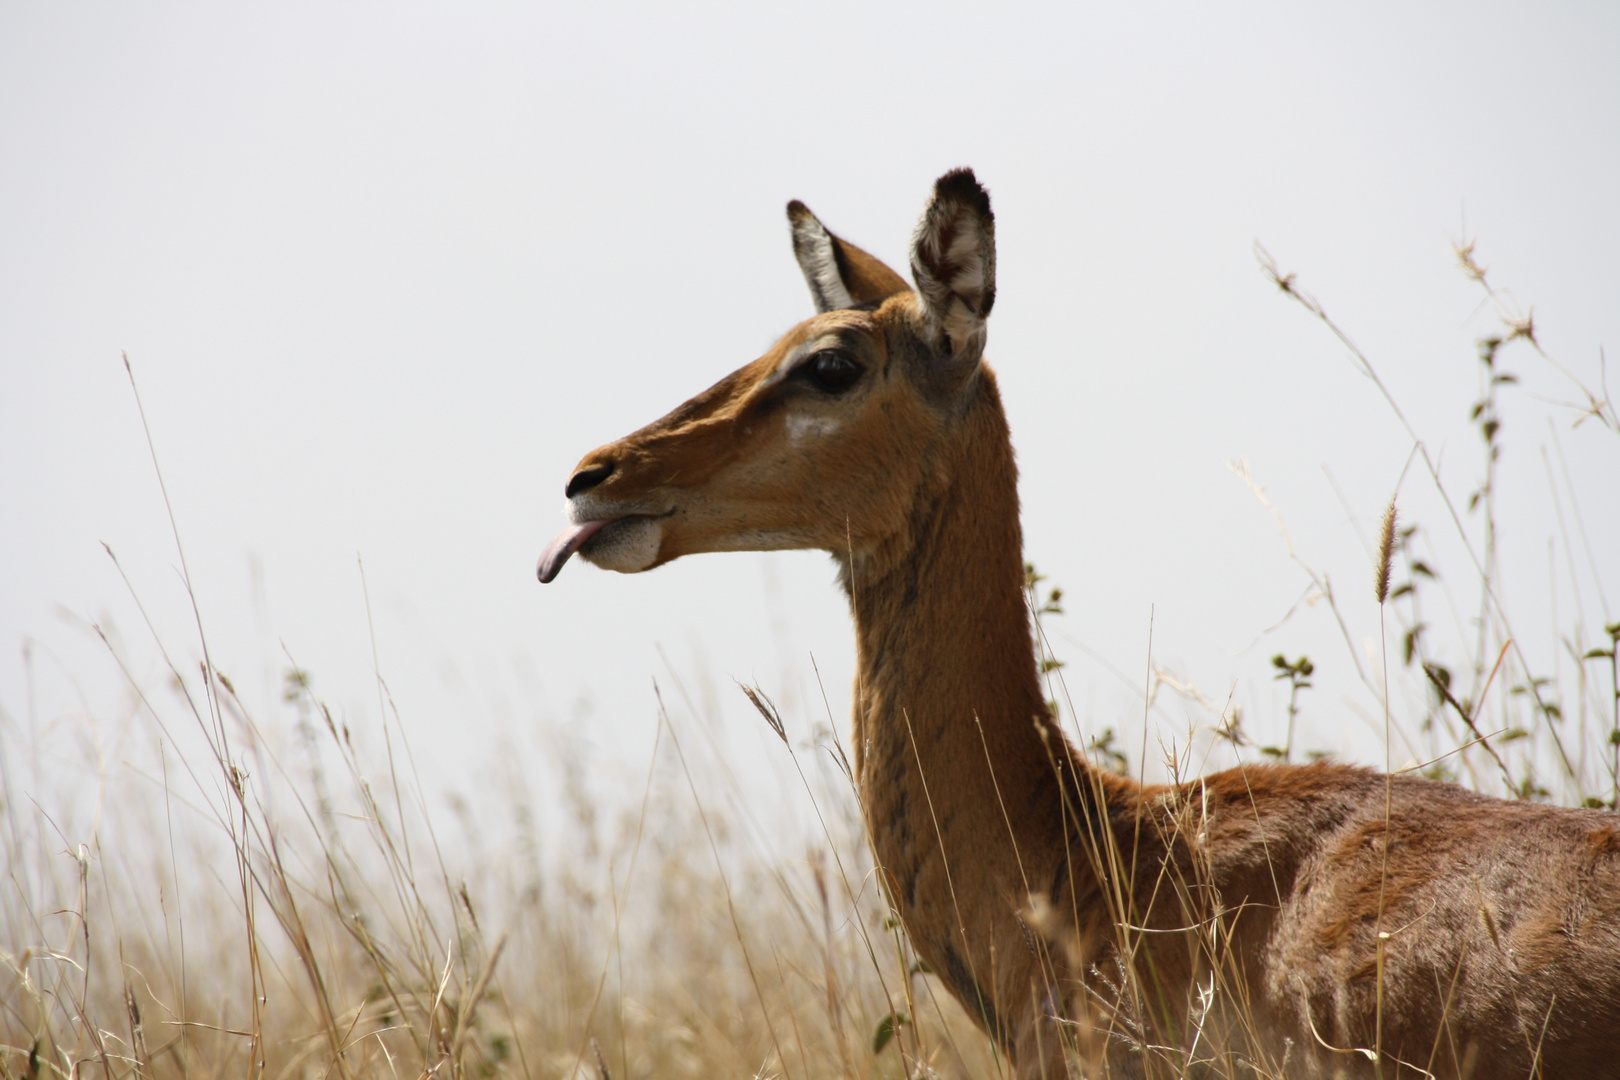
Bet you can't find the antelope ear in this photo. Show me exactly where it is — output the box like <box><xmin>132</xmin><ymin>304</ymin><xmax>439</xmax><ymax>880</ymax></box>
<box><xmin>909</xmin><ymin>168</ymin><xmax>995</xmax><ymax>362</ymax></box>
<box><xmin>787</xmin><ymin>201</ymin><xmax>911</xmax><ymax>313</ymax></box>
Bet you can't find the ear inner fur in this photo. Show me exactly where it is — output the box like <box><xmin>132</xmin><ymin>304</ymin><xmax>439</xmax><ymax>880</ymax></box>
<box><xmin>787</xmin><ymin>199</ymin><xmax>910</xmax><ymax>312</ymax></box>
<box><xmin>910</xmin><ymin>167</ymin><xmax>996</xmax><ymax>359</ymax></box>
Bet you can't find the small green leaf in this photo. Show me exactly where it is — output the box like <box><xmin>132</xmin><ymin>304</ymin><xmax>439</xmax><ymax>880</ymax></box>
<box><xmin>1516</xmin><ymin>777</ymin><xmax>1550</xmax><ymax>801</ymax></box>
<box><xmin>1405</xmin><ymin>626</ymin><xmax>1429</xmax><ymax>667</ymax></box>
<box><xmin>1583</xmin><ymin>648</ymin><xmax>1615</xmax><ymax>661</ymax></box>
<box><xmin>1422</xmin><ymin>762</ymin><xmax>1456</xmax><ymax>783</ymax></box>
<box><xmin>872</xmin><ymin>1012</ymin><xmax>908</xmax><ymax>1054</ymax></box>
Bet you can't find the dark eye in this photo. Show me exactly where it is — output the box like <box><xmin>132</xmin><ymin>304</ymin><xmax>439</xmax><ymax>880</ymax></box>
<box><xmin>803</xmin><ymin>349</ymin><xmax>863</xmax><ymax>394</ymax></box>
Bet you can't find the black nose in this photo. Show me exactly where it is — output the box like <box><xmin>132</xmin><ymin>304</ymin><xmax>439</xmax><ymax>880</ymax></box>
<box><xmin>565</xmin><ymin>461</ymin><xmax>614</xmax><ymax>498</ymax></box>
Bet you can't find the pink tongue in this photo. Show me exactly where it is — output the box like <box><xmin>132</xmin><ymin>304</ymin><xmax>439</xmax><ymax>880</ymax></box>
<box><xmin>537</xmin><ymin>519</ymin><xmax>610</xmax><ymax>583</ymax></box>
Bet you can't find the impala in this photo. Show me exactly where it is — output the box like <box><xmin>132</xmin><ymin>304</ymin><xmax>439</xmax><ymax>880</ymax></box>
<box><xmin>538</xmin><ymin>170</ymin><xmax>1620</xmax><ymax>1078</ymax></box>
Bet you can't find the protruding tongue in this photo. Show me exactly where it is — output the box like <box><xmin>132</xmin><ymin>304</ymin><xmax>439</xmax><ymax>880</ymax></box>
<box><xmin>537</xmin><ymin>519</ymin><xmax>610</xmax><ymax>583</ymax></box>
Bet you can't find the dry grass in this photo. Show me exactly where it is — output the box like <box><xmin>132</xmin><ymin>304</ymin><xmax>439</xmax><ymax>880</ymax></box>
<box><xmin>3</xmin><ymin>242</ymin><xmax>1615</xmax><ymax>1080</ymax></box>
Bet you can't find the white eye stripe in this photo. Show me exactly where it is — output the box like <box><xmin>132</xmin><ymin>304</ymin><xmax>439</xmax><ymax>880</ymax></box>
<box><xmin>761</xmin><ymin>334</ymin><xmax>847</xmax><ymax>388</ymax></box>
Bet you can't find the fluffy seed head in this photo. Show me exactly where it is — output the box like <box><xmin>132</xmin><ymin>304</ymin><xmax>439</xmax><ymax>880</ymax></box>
<box><xmin>1376</xmin><ymin>499</ymin><xmax>1398</xmax><ymax>604</ymax></box>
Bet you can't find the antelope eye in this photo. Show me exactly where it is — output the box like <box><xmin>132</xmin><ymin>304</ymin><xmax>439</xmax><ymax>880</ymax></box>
<box><xmin>803</xmin><ymin>349</ymin><xmax>863</xmax><ymax>394</ymax></box>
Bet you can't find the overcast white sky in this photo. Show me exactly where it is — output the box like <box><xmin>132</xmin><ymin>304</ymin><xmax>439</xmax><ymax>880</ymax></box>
<box><xmin>3</xmin><ymin>3</ymin><xmax>1617</xmax><ymax>828</ymax></box>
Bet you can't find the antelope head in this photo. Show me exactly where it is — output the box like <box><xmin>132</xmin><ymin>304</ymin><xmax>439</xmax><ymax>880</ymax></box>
<box><xmin>538</xmin><ymin>169</ymin><xmax>997</xmax><ymax>587</ymax></box>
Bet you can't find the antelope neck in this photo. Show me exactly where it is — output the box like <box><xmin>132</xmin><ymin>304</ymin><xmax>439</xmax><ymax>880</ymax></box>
<box><xmin>844</xmin><ymin>384</ymin><xmax>1055</xmax><ymax>793</ymax></box>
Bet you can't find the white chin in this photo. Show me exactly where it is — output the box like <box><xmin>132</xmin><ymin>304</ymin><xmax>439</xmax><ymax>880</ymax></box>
<box><xmin>579</xmin><ymin>516</ymin><xmax>663</xmax><ymax>573</ymax></box>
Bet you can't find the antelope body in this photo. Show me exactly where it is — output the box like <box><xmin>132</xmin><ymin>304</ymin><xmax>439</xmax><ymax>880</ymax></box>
<box><xmin>538</xmin><ymin>171</ymin><xmax>1620</xmax><ymax>1078</ymax></box>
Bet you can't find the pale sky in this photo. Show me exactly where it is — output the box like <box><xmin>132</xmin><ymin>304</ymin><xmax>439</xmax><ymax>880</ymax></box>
<box><xmin>3</xmin><ymin>3</ymin><xmax>1617</xmax><ymax>830</ymax></box>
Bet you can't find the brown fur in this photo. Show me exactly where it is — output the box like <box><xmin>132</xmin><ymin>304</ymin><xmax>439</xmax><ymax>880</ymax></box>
<box><xmin>539</xmin><ymin>171</ymin><xmax>1620</xmax><ymax>1078</ymax></box>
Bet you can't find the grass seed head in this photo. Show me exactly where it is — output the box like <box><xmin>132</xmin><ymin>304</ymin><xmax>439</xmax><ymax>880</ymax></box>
<box><xmin>1376</xmin><ymin>499</ymin><xmax>1398</xmax><ymax>605</ymax></box>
